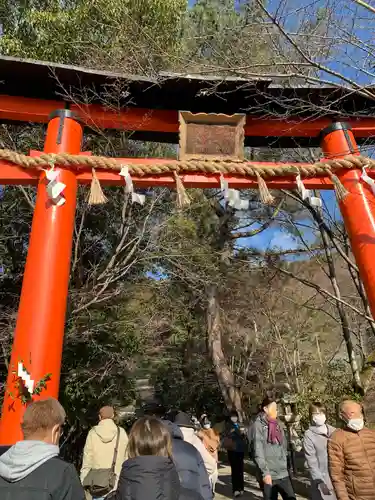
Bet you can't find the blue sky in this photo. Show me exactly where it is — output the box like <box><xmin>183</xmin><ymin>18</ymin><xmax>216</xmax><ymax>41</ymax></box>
<box><xmin>234</xmin><ymin>192</ymin><xmax>337</xmax><ymax>255</ymax></box>
<box><xmin>236</xmin><ymin>192</ymin><xmax>341</xmax><ymax>254</ymax></box>
<box><xmin>187</xmin><ymin>0</ymin><xmax>373</xmax><ymax>255</ymax></box>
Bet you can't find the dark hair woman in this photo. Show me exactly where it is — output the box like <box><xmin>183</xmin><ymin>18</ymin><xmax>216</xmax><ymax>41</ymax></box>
<box><xmin>222</xmin><ymin>410</ymin><xmax>247</xmax><ymax>498</ymax></box>
<box><xmin>303</xmin><ymin>403</ymin><xmax>336</xmax><ymax>499</ymax></box>
<box><xmin>253</xmin><ymin>397</ymin><xmax>296</xmax><ymax>500</ymax></box>
<box><xmin>111</xmin><ymin>416</ymin><xmax>180</xmax><ymax>500</ymax></box>
<box><xmin>111</xmin><ymin>417</ymin><xmax>204</xmax><ymax>500</ymax></box>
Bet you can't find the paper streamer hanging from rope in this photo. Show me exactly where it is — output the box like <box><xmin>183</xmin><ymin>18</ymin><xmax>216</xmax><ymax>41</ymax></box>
<box><xmin>361</xmin><ymin>165</ymin><xmax>375</xmax><ymax>196</ymax></box>
<box><xmin>45</xmin><ymin>168</ymin><xmax>66</xmax><ymax>206</ymax></box>
<box><xmin>17</xmin><ymin>362</ymin><xmax>34</xmax><ymax>395</ymax></box>
<box><xmin>220</xmin><ymin>175</ymin><xmax>249</xmax><ymax>210</ymax></box>
<box><xmin>296</xmin><ymin>174</ymin><xmax>322</xmax><ymax>207</ymax></box>
<box><xmin>119</xmin><ymin>166</ymin><xmax>145</xmax><ymax>205</ymax></box>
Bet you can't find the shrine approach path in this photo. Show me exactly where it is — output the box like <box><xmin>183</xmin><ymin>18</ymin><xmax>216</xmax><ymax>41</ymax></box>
<box><xmin>215</xmin><ymin>463</ymin><xmax>306</xmax><ymax>500</ymax></box>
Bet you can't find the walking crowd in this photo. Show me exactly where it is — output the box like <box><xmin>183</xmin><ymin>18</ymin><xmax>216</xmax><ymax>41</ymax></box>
<box><xmin>0</xmin><ymin>396</ymin><xmax>374</xmax><ymax>500</ymax></box>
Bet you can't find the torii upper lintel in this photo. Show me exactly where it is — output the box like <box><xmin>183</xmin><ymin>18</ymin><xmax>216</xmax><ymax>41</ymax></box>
<box><xmin>1</xmin><ymin>57</ymin><xmax>375</xmax><ymax>444</ymax></box>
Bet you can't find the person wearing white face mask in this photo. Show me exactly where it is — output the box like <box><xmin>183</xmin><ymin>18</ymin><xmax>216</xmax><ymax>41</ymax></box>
<box><xmin>197</xmin><ymin>415</ymin><xmax>220</xmax><ymax>495</ymax></box>
<box><xmin>328</xmin><ymin>400</ymin><xmax>375</xmax><ymax>500</ymax></box>
<box><xmin>303</xmin><ymin>403</ymin><xmax>336</xmax><ymax>500</ymax></box>
<box><xmin>222</xmin><ymin>411</ymin><xmax>247</xmax><ymax>497</ymax></box>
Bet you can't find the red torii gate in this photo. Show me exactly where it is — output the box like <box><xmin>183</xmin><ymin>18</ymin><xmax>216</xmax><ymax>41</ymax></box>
<box><xmin>1</xmin><ymin>57</ymin><xmax>375</xmax><ymax>444</ymax></box>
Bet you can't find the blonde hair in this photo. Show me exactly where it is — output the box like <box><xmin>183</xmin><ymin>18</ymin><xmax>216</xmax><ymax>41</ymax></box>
<box><xmin>21</xmin><ymin>398</ymin><xmax>66</xmax><ymax>438</ymax></box>
<box><xmin>128</xmin><ymin>417</ymin><xmax>172</xmax><ymax>459</ymax></box>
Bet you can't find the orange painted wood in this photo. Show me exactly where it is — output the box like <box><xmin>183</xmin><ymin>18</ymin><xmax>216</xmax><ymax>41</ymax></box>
<box><xmin>0</xmin><ymin>113</ymin><xmax>82</xmax><ymax>445</ymax></box>
<box><xmin>1</xmin><ymin>95</ymin><xmax>375</xmax><ymax>137</ymax></box>
<box><xmin>321</xmin><ymin>126</ymin><xmax>375</xmax><ymax>320</ymax></box>
<box><xmin>0</xmin><ymin>95</ymin><xmax>62</xmax><ymax>123</ymax></box>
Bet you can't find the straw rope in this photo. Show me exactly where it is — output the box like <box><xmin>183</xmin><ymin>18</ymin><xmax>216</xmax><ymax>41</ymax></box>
<box><xmin>0</xmin><ymin>149</ymin><xmax>374</xmax><ymax>178</ymax></box>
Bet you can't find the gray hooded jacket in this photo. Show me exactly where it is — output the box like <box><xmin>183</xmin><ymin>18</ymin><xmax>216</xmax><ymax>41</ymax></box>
<box><xmin>0</xmin><ymin>440</ymin><xmax>84</xmax><ymax>500</ymax></box>
<box><xmin>303</xmin><ymin>424</ymin><xmax>336</xmax><ymax>499</ymax></box>
<box><xmin>0</xmin><ymin>441</ymin><xmax>59</xmax><ymax>482</ymax></box>
<box><xmin>253</xmin><ymin>413</ymin><xmax>288</xmax><ymax>480</ymax></box>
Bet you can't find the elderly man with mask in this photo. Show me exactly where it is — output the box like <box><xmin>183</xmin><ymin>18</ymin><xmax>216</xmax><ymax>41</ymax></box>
<box><xmin>328</xmin><ymin>399</ymin><xmax>375</xmax><ymax>500</ymax></box>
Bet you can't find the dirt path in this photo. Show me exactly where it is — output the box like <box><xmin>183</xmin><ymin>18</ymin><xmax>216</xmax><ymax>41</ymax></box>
<box><xmin>214</xmin><ymin>463</ymin><xmax>307</xmax><ymax>500</ymax></box>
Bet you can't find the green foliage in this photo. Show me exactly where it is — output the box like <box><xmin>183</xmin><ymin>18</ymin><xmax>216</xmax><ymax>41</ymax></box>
<box><xmin>182</xmin><ymin>0</ymin><xmax>274</xmax><ymax>71</ymax></box>
<box><xmin>0</xmin><ymin>0</ymin><xmax>187</xmax><ymax>71</ymax></box>
<box><xmin>296</xmin><ymin>361</ymin><xmax>361</xmax><ymax>430</ymax></box>
<box><xmin>154</xmin><ymin>356</ymin><xmax>224</xmax><ymax>416</ymax></box>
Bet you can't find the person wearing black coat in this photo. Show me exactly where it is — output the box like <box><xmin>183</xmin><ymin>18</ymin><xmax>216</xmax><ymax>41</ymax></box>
<box><xmin>114</xmin><ymin>455</ymin><xmax>180</xmax><ymax>500</ymax></box>
<box><xmin>112</xmin><ymin>456</ymin><xmax>203</xmax><ymax>500</ymax></box>
<box><xmin>111</xmin><ymin>417</ymin><xmax>204</xmax><ymax>500</ymax></box>
<box><xmin>163</xmin><ymin>420</ymin><xmax>213</xmax><ymax>500</ymax></box>
<box><xmin>0</xmin><ymin>454</ymin><xmax>84</xmax><ymax>500</ymax></box>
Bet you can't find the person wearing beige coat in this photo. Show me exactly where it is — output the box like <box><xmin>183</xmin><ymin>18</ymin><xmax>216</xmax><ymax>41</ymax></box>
<box><xmin>80</xmin><ymin>406</ymin><xmax>129</xmax><ymax>500</ymax></box>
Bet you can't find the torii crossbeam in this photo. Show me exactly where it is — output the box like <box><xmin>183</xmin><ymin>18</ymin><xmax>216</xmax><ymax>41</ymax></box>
<box><xmin>1</xmin><ymin>57</ymin><xmax>375</xmax><ymax>444</ymax></box>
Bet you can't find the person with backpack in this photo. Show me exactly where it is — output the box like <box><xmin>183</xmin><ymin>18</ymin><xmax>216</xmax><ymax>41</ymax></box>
<box><xmin>81</xmin><ymin>406</ymin><xmax>128</xmax><ymax>500</ymax></box>
<box><xmin>163</xmin><ymin>419</ymin><xmax>213</xmax><ymax>500</ymax></box>
<box><xmin>174</xmin><ymin>411</ymin><xmax>217</xmax><ymax>493</ymax></box>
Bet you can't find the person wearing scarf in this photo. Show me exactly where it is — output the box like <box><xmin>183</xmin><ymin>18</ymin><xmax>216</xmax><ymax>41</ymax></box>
<box><xmin>253</xmin><ymin>397</ymin><xmax>296</xmax><ymax>500</ymax></box>
<box><xmin>267</xmin><ymin>418</ymin><xmax>283</xmax><ymax>445</ymax></box>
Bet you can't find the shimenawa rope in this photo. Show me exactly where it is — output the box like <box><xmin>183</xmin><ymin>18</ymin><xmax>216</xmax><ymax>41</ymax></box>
<box><xmin>1</xmin><ymin>148</ymin><xmax>373</xmax><ymax>205</ymax></box>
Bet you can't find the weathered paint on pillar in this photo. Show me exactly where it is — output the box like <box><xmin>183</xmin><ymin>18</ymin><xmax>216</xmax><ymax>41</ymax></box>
<box><xmin>0</xmin><ymin>110</ymin><xmax>82</xmax><ymax>444</ymax></box>
<box><xmin>320</xmin><ymin>122</ymin><xmax>375</xmax><ymax>319</ymax></box>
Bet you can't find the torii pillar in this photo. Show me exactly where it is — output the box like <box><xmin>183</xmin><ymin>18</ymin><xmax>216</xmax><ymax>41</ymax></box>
<box><xmin>320</xmin><ymin>122</ymin><xmax>375</xmax><ymax>320</ymax></box>
<box><xmin>1</xmin><ymin>117</ymin><xmax>375</xmax><ymax>444</ymax></box>
<box><xmin>0</xmin><ymin>110</ymin><xmax>82</xmax><ymax>443</ymax></box>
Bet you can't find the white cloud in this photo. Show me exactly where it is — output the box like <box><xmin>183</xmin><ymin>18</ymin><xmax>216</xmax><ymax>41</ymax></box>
<box><xmin>269</xmin><ymin>232</ymin><xmax>298</xmax><ymax>250</ymax></box>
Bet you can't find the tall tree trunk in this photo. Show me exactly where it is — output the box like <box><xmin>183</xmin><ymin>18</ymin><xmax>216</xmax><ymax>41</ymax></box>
<box><xmin>290</xmin><ymin>191</ymin><xmax>365</xmax><ymax>393</ymax></box>
<box><xmin>206</xmin><ymin>284</ymin><xmax>243</xmax><ymax>418</ymax></box>
<box><xmin>319</xmin><ymin>220</ymin><xmax>363</xmax><ymax>392</ymax></box>
<box><xmin>204</xmin><ymin>199</ymin><xmax>245</xmax><ymax>417</ymax></box>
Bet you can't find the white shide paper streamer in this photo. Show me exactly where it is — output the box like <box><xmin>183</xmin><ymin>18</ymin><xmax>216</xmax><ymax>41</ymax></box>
<box><xmin>119</xmin><ymin>166</ymin><xmax>145</xmax><ymax>205</ymax></box>
<box><xmin>361</xmin><ymin>165</ymin><xmax>375</xmax><ymax>196</ymax></box>
<box><xmin>220</xmin><ymin>175</ymin><xmax>249</xmax><ymax>210</ymax></box>
<box><xmin>296</xmin><ymin>174</ymin><xmax>322</xmax><ymax>207</ymax></box>
<box><xmin>18</xmin><ymin>362</ymin><xmax>34</xmax><ymax>395</ymax></box>
<box><xmin>45</xmin><ymin>169</ymin><xmax>66</xmax><ymax>206</ymax></box>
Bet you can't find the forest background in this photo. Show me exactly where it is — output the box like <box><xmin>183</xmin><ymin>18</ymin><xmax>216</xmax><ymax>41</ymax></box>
<box><xmin>0</xmin><ymin>0</ymin><xmax>375</xmax><ymax>463</ymax></box>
